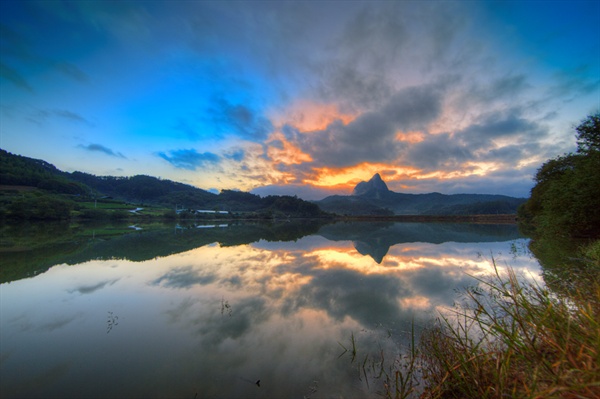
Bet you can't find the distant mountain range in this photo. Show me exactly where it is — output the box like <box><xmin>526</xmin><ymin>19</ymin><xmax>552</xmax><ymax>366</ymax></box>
<box><xmin>1</xmin><ymin>149</ymin><xmax>525</xmax><ymax>216</ymax></box>
<box><xmin>314</xmin><ymin>173</ymin><xmax>526</xmax><ymax>216</ymax></box>
<box><xmin>0</xmin><ymin>149</ymin><xmax>324</xmax><ymax>217</ymax></box>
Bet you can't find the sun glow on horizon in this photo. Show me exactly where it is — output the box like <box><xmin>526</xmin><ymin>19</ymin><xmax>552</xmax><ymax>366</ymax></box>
<box><xmin>303</xmin><ymin>163</ymin><xmax>422</xmax><ymax>188</ymax></box>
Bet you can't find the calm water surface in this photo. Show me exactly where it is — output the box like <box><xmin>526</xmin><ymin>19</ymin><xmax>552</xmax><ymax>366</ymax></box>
<box><xmin>0</xmin><ymin>222</ymin><xmax>541</xmax><ymax>398</ymax></box>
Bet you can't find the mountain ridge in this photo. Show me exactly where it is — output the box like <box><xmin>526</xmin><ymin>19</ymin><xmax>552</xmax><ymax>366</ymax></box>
<box><xmin>1</xmin><ymin>149</ymin><xmax>526</xmax><ymax>217</ymax></box>
<box><xmin>315</xmin><ymin>173</ymin><xmax>526</xmax><ymax>216</ymax></box>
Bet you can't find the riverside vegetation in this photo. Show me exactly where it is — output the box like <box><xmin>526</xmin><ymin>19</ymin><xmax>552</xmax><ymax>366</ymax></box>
<box><xmin>343</xmin><ymin>113</ymin><xmax>600</xmax><ymax>398</ymax></box>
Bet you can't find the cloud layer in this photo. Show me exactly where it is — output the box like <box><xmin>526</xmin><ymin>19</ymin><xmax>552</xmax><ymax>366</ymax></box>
<box><xmin>1</xmin><ymin>0</ymin><xmax>598</xmax><ymax>197</ymax></box>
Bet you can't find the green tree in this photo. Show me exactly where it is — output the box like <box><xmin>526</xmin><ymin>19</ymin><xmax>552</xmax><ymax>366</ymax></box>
<box><xmin>519</xmin><ymin>112</ymin><xmax>600</xmax><ymax>238</ymax></box>
<box><xmin>575</xmin><ymin>112</ymin><xmax>600</xmax><ymax>154</ymax></box>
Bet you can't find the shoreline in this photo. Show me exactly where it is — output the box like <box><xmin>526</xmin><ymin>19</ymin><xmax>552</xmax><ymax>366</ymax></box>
<box><xmin>334</xmin><ymin>214</ymin><xmax>518</xmax><ymax>224</ymax></box>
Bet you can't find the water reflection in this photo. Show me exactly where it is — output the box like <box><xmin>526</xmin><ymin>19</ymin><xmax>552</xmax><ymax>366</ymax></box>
<box><xmin>0</xmin><ymin>222</ymin><xmax>540</xmax><ymax>398</ymax></box>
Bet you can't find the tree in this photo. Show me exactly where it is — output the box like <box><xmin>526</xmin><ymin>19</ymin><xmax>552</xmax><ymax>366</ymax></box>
<box><xmin>575</xmin><ymin>112</ymin><xmax>600</xmax><ymax>154</ymax></box>
<box><xmin>519</xmin><ymin>112</ymin><xmax>600</xmax><ymax>238</ymax></box>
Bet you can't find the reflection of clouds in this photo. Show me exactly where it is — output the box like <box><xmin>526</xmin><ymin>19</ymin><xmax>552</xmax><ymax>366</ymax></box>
<box><xmin>164</xmin><ymin>295</ymin><xmax>270</xmax><ymax>347</ymax></box>
<box><xmin>152</xmin><ymin>266</ymin><xmax>217</xmax><ymax>289</ymax></box>
<box><xmin>165</xmin><ymin>297</ymin><xmax>196</xmax><ymax>324</ymax></box>
<box><xmin>35</xmin><ymin>315</ymin><xmax>80</xmax><ymax>333</ymax></box>
<box><xmin>291</xmin><ymin>267</ymin><xmax>409</xmax><ymax>327</ymax></box>
<box><xmin>162</xmin><ymin>238</ymin><xmax>537</xmax><ymax>333</ymax></box>
<box><xmin>1</xmin><ymin>227</ymin><xmax>542</xmax><ymax>398</ymax></box>
<box><xmin>68</xmin><ymin>278</ymin><xmax>119</xmax><ymax>295</ymax></box>
<box><xmin>404</xmin><ymin>266</ymin><xmax>474</xmax><ymax>307</ymax></box>
<box><xmin>8</xmin><ymin>312</ymin><xmax>82</xmax><ymax>333</ymax></box>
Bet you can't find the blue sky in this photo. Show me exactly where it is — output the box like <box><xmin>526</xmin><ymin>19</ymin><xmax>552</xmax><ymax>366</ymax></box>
<box><xmin>1</xmin><ymin>0</ymin><xmax>598</xmax><ymax>199</ymax></box>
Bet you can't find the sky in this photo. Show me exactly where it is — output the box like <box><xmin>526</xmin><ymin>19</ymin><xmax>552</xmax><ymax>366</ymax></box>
<box><xmin>1</xmin><ymin>0</ymin><xmax>599</xmax><ymax>199</ymax></box>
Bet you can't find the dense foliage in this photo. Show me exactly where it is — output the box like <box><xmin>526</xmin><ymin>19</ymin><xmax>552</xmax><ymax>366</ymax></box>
<box><xmin>519</xmin><ymin>113</ymin><xmax>600</xmax><ymax>238</ymax></box>
<box><xmin>0</xmin><ymin>149</ymin><xmax>88</xmax><ymax>195</ymax></box>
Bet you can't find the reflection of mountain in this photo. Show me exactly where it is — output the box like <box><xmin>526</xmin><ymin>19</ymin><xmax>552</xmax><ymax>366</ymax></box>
<box><xmin>0</xmin><ymin>220</ymin><xmax>327</xmax><ymax>284</ymax></box>
<box><xmin>318</xmin><ymin>221</ymin><xmax>524</xmax><ymax>263</ymax></box>
<box><xmin>1</xmin><ymin>220</ymin><xmax>525</xmax><ymax>283</ymax></box>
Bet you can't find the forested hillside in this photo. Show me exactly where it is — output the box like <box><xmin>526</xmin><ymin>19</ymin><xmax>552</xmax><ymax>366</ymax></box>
<box><xmin>0</xmin><ymin>149</ymin><xmax>88</xmax><ymax>195</ymax></box>
<box><xmin>0</xmin><ymin>149</ymin><xmax>326</xmax><ymax>219</ymax></box>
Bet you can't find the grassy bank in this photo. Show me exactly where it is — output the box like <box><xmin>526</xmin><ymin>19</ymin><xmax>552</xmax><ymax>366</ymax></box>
<box><xmin>377</xmin><ymin>241</ymin><xmax>600</xmax><ymax>398</ymax></box>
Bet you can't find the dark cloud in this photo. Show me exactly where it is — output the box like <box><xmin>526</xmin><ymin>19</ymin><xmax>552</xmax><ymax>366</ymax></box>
<box><xmin>383</xmin><ymin>85</ymin><xmax>445</xmax><ymax>129</ymax></box>
<box><xmin>54</xmin><ymin>62</ymin><xmax>89</xmax><ymax>83</ymax></box>
<box><xmin>316</xmin><ymin>64</ymin><xmax>393</xmax><ymax>112</ymax></box>
<box><xmin>268</xmin><ymin>139</ymin><xmax>285</xmax><ymax>150</ymax></box>
<box><xmin>468</xmin><ymin>74</ymin><xmax>531</xmax><ymax>104</ymax></box>
<box><xmin>27</xmin><ymin>108</ymin><xmax>93</xmax><ymax>126</ymax></box>
<box><xmin>52</xmin><ymin>109</ymin><xmax>93</xmax><ymax>125</ymax></box>
<box><xmin>0</xmin><ymin>62</ymin><xmax>33</xmax><ymax>92</ymax></box>
<box><xmin>0</xmin><ymin>20</ymin><xmax>88</xmax><ymax>89</ymax></box>
<box><xmin>400</xmin><ymin>110</ymin><xmax>549</xmax><ymax>172</ymax></box>
<box><xmin>314</xmin><ymin>2</ymin><xmax>466</xmax><ymax>111</ymax></box>
<box><xmin>158</xmin><ymin>148</ymin><xmax>220</xmax><ymax>171</ymax></box>
<box><xmin>224</xmin><ymin>149</ymin><xmax>245</xmax><ymax>162</ymax></box>
<box><xmin>460</xmin><ymin>112</ymin><xmax>546</xmax><ymax>146</ymax></box>
<box><xmin>288</xmin><ymin>83</ymin><xmax>444</xmax><ymax>167</ymax></box>
<box><xmin>206</xmin><ymin>97</ymin><xmax>273</xmax><ymax>142</ymax></box>
<box><xmin>547</xmin><ymin>64</ymin><xmax>600</xmax><ymax>101</ymax></box>
<box><xmin>78</xmin><ymin>144</ymin><xmax>126</xmax><ymax>159</ymax></box>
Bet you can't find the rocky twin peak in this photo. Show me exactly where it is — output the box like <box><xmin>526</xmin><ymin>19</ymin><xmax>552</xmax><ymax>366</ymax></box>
<box><xmin>352</xmin><ymin>173</ymin><xmax>390</xmax><ymax>196</ymax></box>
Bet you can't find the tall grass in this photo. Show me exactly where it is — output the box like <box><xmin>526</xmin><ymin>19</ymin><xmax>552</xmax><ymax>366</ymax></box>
<box><xmin>371</xmin><ymin>250</ymin><xmax>600</xmax><ymax>399</ymax></box>
<box><xmin>416</xmin><ymin>259</ymin><xmax>600</xmax><ymax>399</ymax></box>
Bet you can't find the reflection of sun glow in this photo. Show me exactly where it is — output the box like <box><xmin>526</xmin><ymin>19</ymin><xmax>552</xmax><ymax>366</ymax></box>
<box><xmin>399</xmin><ymin>296</ymin><xmax>431</xmax><ymax>310</ymax></box>
<box><xmin>312</xmin><ymin>248</ymin><xmax>376</xmax><ymax>271</ymax></box>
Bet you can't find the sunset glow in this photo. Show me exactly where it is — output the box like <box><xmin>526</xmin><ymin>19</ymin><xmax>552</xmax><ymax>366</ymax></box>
<box><xmin>1</xmin><ymin>1</ymin><xmax>598</xmax><ymax>198</ymax></box>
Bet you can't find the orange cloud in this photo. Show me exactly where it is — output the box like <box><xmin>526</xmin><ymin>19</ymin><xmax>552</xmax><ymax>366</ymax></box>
<box><xmin>270</xmin><ymin>100</ymin><xmax>356</xmax><ymax>132</ymax></box>
<box><xmin>266</xmin><ymin>131</ymin><xmax>313</xmax><ymax>165</ymax></box>
<box><xmin>395</xmin><ymin>130</ymin><xmax>425</xmax><ymax>143</ymax></box>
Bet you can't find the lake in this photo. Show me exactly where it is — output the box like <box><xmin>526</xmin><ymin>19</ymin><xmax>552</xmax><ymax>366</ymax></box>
<box><xmin>0</xmin><ymin>221</ymin><xmax>542</xmax><ymax>398</ymax></box>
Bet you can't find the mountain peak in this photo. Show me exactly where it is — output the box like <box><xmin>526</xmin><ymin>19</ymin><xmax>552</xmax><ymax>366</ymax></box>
<box><xmin>352</xmin><ymin>173</ymin><xmax>390</xmax><ymax>196</ymax></box>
